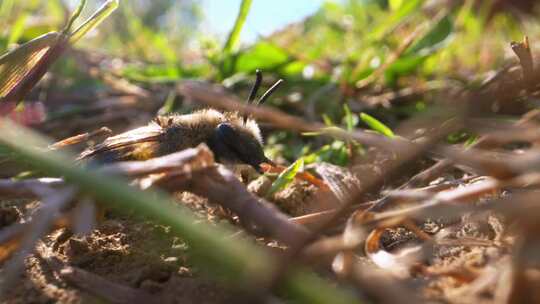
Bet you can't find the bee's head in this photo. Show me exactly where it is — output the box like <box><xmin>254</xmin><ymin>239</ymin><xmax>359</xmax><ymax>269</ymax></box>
<box><xmin>207</xmin><ymin>121</ymin><xmax>272</xmax><ymax>172</ymax></box>
<box><xmin>207</xmin><ymin>70</ymin><xmax>282</xmax><ymax>173</ymax></box>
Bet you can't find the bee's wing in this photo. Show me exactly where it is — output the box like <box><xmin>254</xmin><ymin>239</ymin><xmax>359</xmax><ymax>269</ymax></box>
<box><xmin>77</xmin><ymin>124</ymin><xmax>163</xmax><ymax>161</ymax></box>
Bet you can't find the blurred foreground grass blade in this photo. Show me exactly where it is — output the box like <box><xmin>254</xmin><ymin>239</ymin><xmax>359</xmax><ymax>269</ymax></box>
<box><xmin>0</xmin><ymin>0</ymin><xmax>118</xmax><ymax>103</ymax></box>
<box><xmin>0</xmin><ymin>120</ymin><xmax>361</xmax><ymax>304</ymax></box>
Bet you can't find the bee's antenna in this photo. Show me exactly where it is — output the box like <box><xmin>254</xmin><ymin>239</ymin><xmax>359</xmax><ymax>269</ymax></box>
<box><xmin>256</xmin><ymin>79</ymin><xmax>283</xmax><ymax>105</ymax></box>
<box><xmin>244</xmin><ymin>69</ymin><xmax>263</xmax><ymax>124</ymax></box>
<box><xmin>247</xmin><ymin>69</ymin><xmax>263</xmax><ymax>105</ymax></box>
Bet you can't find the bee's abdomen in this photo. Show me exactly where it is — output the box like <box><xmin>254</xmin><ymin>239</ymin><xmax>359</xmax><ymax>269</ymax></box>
<box><xmin>83</xmin><ymin>122</ymin><xmax>216</xmax><ymax>166</ymax></box>
<box><xmin>130</xmin><ymin>142</ymin><xmax>159</xmax><ymax>160</ymax></box>
<box><xmin>85</xmin><ymin>142</ymin><xmax>159</xmax><ymax>165</ymax></box>
<box><xmin>157</xmin><ymin>125</ymin><xmax>212</xmax><ymax>156</ymax></box>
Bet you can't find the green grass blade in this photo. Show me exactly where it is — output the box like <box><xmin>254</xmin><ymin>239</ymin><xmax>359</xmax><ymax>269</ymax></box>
<box><xmin>267</xmin><ymin>158</ymin><xmax>304</xmax><ymax>197</ymax></box>
<box><xmin>7</xmin><ymin>13</ymin><xmax>28</xmax><ymax>46</ymax></box>
<box><xmin>63</xmin><ymin>0</ymin><xmax>87</xmax><ymax>34</ymax></box>
<box><xmin>0</xmin><ymin>0</ymin><xmax>14</xmax><ymax>16</ymax></box>
<box><xmin>0</xmin><ymin>120</ymin><xmax>361</xmax><ymax>304</ymax></box>
<box><xmin>389</xmin><ymin>0</ymin><xmax>405</xmax><ymax>10</ymax></box>
<box><xmin>343</xmin><ymin>104</ymin><xmax>357</xmax><ymax>131</ymax></box>
<box><xmin>371</xmin><ymin>0</ymin><xmax>423</xmax><ymax>39</ymax></box>
<box><xmin>69</xmin><ymin>0</ymin><xmax>119</xmax><ymax>44</ymax></box>
<box><xmin>359</xmin><ymin>112</ymin><xmax>395</xmax><ymax>138</ymax></box>
<box><xmin>223</xmin><ymin>0</ymin><xmax>252</xmax><ymax>54</ymax></box>
<box><xmin>405</xmin><ymin>14</ymin><xmax>453</xmax><ymax>56</ymax></box>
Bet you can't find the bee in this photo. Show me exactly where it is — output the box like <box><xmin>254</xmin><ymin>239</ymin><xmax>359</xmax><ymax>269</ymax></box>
<box><xmin>78</xmin><ymin>71</ymin><xmax>282</xmax><ymax>173</ymax></box>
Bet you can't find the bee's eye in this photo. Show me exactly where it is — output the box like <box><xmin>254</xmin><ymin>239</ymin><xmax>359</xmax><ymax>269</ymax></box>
<box><xmin>216</xmin><ymin>123</ymin><xmax>261</xmax><ymax>153</ymax></box>
<box><xmin>213</xmin><ymin>123</ymin><xmax>266</xmax><ymax>169</ymax></box>
<box><xmin>215</xmin><ymin>123</ymin><xmax>248</xmax><ymax>157</ymax></box>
